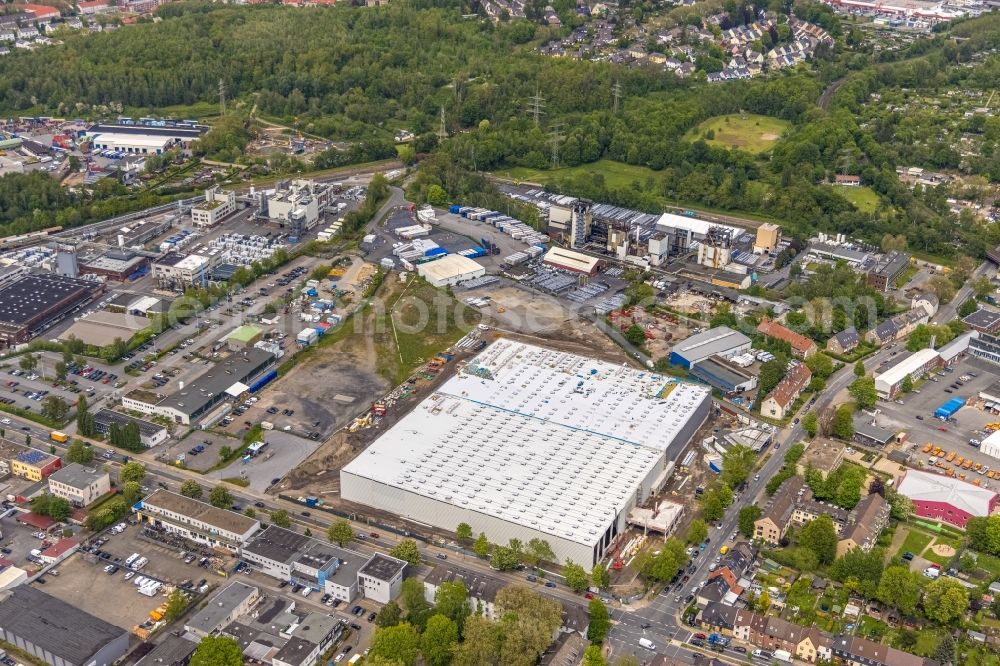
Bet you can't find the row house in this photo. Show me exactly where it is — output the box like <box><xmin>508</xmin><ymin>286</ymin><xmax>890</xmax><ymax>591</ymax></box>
<box><xmin>836</xmin><ymin>492</ymin><xmax>891</xmax><ymax>557</ymax></box>
<box><xmin>757</xmin><ymin>318</ymin><xmax>818</xmax><ymax>358</ymax></box>
<box><xmin>699</xmin><ymin>604</ymin><xmax>937</xmax><ymax>664</ymax></box>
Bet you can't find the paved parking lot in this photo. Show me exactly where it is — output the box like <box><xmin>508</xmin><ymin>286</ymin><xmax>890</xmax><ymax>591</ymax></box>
<box><xmin>33</xmin><ymin>553</ymin><xmax>166</xmax><ymax>630</ymax></box>
<box><xmin>88</xmin><ymin>520</ymin><xmax>233</xmax><ymax>587</ymax></box>
<box><xmin>877</xmin><ymin>357</ymin><xmax>1000</xmax><ymax>488</ymax></box>
<box><xmin>0</xmin><ymin>513</ymin><xmax>68</xmax><ymax>571</ymax></box>
<box><xmin>207</xmin><ymin>431</ymin><xmax>321</xmax><ymax>491</ymax></box>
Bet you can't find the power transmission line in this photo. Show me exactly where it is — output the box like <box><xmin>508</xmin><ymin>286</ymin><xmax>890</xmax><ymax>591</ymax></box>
<box><xmin>219</xmin><ymin>79</ymin><xmax>226</xmax><ymax>116</ymax></box>
<box><xmin>437</xmin><ymin>106</ymin><xmax>448</xmax><ymax>141</ymax></box>
<box><xmin>612</xmin><ymin>80</ymin><xmax>622</xmax><ymax>114</ymax></box>
<box><xmin>527</xmin><ymin>89</ymin><xmax>546</xmax><ymax>127</ymax></box>
<box><xmin>549</xmin><ymin>123</ymin><xmax>563</xmax><ymax>169</ymax></box>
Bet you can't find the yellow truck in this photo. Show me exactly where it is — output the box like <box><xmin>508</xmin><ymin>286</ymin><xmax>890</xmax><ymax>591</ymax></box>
<box><xmin>49</xmin><ymin>431</ymin><xmax>68</xmax><ymax>443</ymax></box>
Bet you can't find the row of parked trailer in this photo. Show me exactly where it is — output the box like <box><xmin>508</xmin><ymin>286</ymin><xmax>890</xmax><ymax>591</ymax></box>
<box><xmin>449</xmin><ymin>205</ymin><xmax>550</xmax><ymax>247</ymax></box>
<box><xmin>502</xmin><ymin>245</ymin><xmax>545</xmax><ymax>267</ymax></box>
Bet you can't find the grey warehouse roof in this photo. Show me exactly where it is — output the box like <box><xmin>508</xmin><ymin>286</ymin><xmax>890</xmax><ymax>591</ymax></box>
<box><xmin>671</xmin><ymin>326</ymin><xmax>751</xmax><ymax>364</ymax></box>
<box><xmin>0</xmin><ymin>587</ymin><xmax>127</xmax><ymax>665</ymax></box>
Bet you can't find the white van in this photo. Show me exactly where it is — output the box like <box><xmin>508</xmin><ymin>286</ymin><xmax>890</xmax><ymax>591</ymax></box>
<box><xmin>124</xmin><ymin>553</ymin><xmax>140</xmax><ymax>567</ymax></box>
<box><xmin>300</xmin><ymin>586</ymin><xmax>313</xmax><ymax>598</ymax></box>
<box><xmin>639</xmin><ymin>637</ymin><xmax>655</xmax><ymax>650</ymax></box>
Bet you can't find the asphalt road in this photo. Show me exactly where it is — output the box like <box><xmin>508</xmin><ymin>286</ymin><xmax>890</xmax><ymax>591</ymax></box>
<box><xmin>933</xmin><ymin>261</ymin><xmax>990</xmax><ymax>325</ymax></box>
<box><xmin>605</xmin><ymin>343</ymin><xmax>900</xmax><ymax>664</ymax></box>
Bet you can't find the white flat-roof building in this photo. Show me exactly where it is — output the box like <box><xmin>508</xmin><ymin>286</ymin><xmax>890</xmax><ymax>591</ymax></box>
<box><xmin>416</xmin><ymin>255</ymin><xmax>486</xmax><ymax>288</ymax></box>
<box><xmin>84</xmin><ymin>122</ymin><xmax>207</xmax><ymax>155</ymax></box>
<box><xmin>542</xmin><ymin>247</ymin><xmax>603</xmax><ymax>276</ymax></box>
<box><xmin>669</xmin><ymin>326</ymin><xmax>752</xmax><ymax>369</ymax></box>
<box><xmin>152</xmin><ymin>252</ymin><xmax>211</xmax><ymax>287</ymax></box>
<box><xmin>874</xmin><ymin>348</ymin><xmax>941</xmax><ymax>398</ymax></box>
<box><xmin>341</xmin><ymin>340</ymin><xmax>712</xmax><ymax>566</ymax></box>
<box><xmin>191</xmin><ymin>187</ymin><xmax>236</xmax><ymax>228</ymax></box>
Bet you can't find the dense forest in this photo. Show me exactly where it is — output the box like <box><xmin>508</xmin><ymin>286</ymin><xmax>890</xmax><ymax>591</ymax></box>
<box><xmin>1</xmin><ymin>2</ymin><xmax>1000</xmax><ymax>258</ymax></box>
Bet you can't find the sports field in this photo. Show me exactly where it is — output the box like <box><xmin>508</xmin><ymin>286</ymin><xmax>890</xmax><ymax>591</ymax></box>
<box><xmin>684</xmin><ymin>113</ymin><xmax>790</xmax><ymax>153</ymax></box>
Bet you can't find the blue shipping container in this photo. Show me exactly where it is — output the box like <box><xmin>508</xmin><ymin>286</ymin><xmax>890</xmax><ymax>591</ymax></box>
<box><xmin>249</xmin><ymin>369</ymin><xmax>278</xmax><ymax>393</ymax></box>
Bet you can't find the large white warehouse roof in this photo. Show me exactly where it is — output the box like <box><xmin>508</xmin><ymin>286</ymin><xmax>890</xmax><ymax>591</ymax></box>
<box><xmin>342</xmin><ymin>340</ymin><xmax>711</xmax><ymax>552</ymax></box>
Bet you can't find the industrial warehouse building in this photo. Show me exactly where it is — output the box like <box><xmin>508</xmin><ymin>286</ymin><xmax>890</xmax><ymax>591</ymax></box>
<box><xmin>689</xmin><ymin>356</ymin><xmax>757</xmax><ymax>394</ymax></box>
<box><xmin>542</xmin><ymin>247</ymin><xmax>603</xmax><ymax>276</ymax></box>
<box><xmin>57</xmin><ymin>310</ymin><xmax>151</xmax><ymax>348</ymax></box>
<box><xmin>873</xmin><ymin>348</ymin><xmax>941</xmax><ymax>399</ymax></box>
<box><xmin>135</xmin><ymin>489</ymin><xmax>261</xmax><ymax>551</ymax></box>
<box><xmin>416</xmin><ymin>254</ymin><xmax>486</xmax><ymax>288</ymax></box>
<box><xmin>0</xmin><ymin>586</ymin><xmax>130</xmax><ymax>666</ymax></box>
<box><xmin>669</xmin><ymin>326</ymin><xmax>752</xmax><ymax>369</ymax></box>
<box><xmin>84</xmin><ymin>122</ymin><xmax>208</xmax><ymax>155</ymax></box>
<box><xmin>341</xmin><ymin>340</ymin><xmax>712</xmax><ymax>566</ymax></box>
<box><xmin>79</xmin><ymin>250</ymin><xmax>149</xmax><ymax>282</ymax></box>
<box><xmin>0</xmin><ymin>273</ymin><xmax>104</xmax><ymax>347</ymax></box>
<box><xmin>122</xmin><ymin>348</ymin><xmax>275</xmax><ymax>424</ymax></box>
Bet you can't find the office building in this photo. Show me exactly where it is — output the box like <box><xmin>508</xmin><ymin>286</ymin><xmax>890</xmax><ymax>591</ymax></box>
<box><xmin>47</xmin><ymin>463</ymin><xmax>111</xmax><ymax>507</ymax></box>
<box><xmin>342</xmin><ymin>340</ymin><xmax>712</xmax><ymax>566</ymax></box>
<box><xmin>357</xmin><ymin>553</ymin><xmax>407</xmax><ymax>604</ymax></box>
<box><xmin>963</xmin><ymin>308</ymin><xmax>1000</xmax><ymax>335</ymax></box>
<box><xmin>185</xmin><ymin>581</ymin><xmax>260</xmax><ymax>638</ymax></box>
<box><xmin>866</xmin><ymin>251</ymin><xmax>910</xmax><ymax>292</ymax></box>
<box><xmin>242</xmin><ymin>525</ymin><xmax>368</xmax><ymax>602</ymax></box>
<box><xmin>92</xmin><ymin>409</ymin><xmax>169</xmax><ymax>447</ymax></box>
<box><xmin>191</xmin><ymin>187</ymin><xmax>237</xmax><ymax>228</ymax></box>
<box><xmin>11</xmin><ymin>449</ymin><xmax>61</xmax><ymax>481</ymax></box>
<box><xmin>152</xmin><ymin>252</ymin><xmax>212</xmax><ymax>288</ymax></box>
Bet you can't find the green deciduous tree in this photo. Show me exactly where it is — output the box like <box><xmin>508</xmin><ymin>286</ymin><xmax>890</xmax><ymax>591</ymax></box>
<box><xmin>877</xmin><ymin>565</ymin><xmax>922</xmax><ymax>614</ymax></box>
<box><xmin>434</xmin><ymin>581</ymin><xmax>470</xmax><ymax>635</ymax></box>
<box><xmin>456</xmin><ymin>522</ymin><xmax>472</xmax><ymax>544</ymax></box>
<box><xmin>738</xmin><ymin>505</ymin><xmax>762</xmax><ymax>538</ymax></box>
<box><xmin>583</xmin><ymin>645</ymin><xmax>606</xmax><ymax>666</ymax></box>
<box><xmin>720</xmin><ymin>444</ymin><xmax>756</xmax><ymax>489</ymax></box>
<box><xmin>66</xmin><ymin>439</ymin><xmax>94</xmax><ymax>464</ymax></box>
<box><xmin>190</xmin><ymin>636</ymin><xmax>243</xmax><ymax>666</ymax></box>
<box><xmin>802</xmin><ymin>411</ymin><xmax>819</xmax><ymax>437</ymax></box>
<box><xmin>179</xmin><ymin>480</ymin><xmax>203</xmax><ymax>499</ymax></box>
<box><xmin>923</xmin><ymin>577</ymin><xmax>969</xmax><ymax>624</ymax></box>
<box><xmin>638</xmin><ymin>537</ymin><xmax>687</xmax><ymax>584</ymax></box>
<box><xmin>164</xmin><ymin>588</ymin><xmax>189</xmax><ymax>621</ymax></box>
<box><xmin>41</xmin><ymin>395</ymin><xmax>69</xmax><ymax>422</ymax></box>
<box><xmin>901</xmin><ymin>374</ymin><xmax>914</xmax><ymax>393</ymax></box>
<box><xmin>327</xmin><ymin>519</ymin><xmax>354</xmax><ymax>547</ymax></box>
<box><xmin>390</xmin><ymin>539</ymin><xmax>421</xmax><ymax>567</ymax></box>
<box><xmin>563</xmin><ymin>560</ymin><xmax>589</xmax><ymax>593</ymax></box>
<box><xmin>370</xmin><ymin>622</ymin><xmax>420</xmax><ymax>666</ymax></box>
<box><xmin>832</xmin><ymin>404</ymin><xmax>855</xmax><ymax>440</ymax></box>
<box><xmin>473</xmin><ymin>533</ymin><xmax>490</xmax><ymax>559</ymax></box>
<box><xmin>686</xmin><ymin>519</ymin><xmax>709</xmax><ymax>545</ymax></box>
<box><xmin>854</xmin><ymin>360</ymin><xmax>866</xmax><ymax>377</ymax></box>
<box><xmin>848</xmin><ymin>376</ymin><xmax>878</xmax><ymax>410</ymax></box>
<box><xmin>591</xmin><ymin>564</ymin><xmax>609</xmax><ymax>590</ymax></box>
<box><xmin>30</xmin><ymin>493</ymin><xmax>71</xmax><ymax>521</ymax></box>
<box><xmin>525</xmin><ymin>538</ymin><xmax>555</xmax><ymax>566</ymax></box>
<box><xmin>623</xmin><ymin>324</ymin><xmax>646</xmax><ymax>347</ymax></box>
<box><xmin>376</xmin><ymin>600</ymin><xmax>403</xmax><ymax>628</ymax></box>
<box><xmin>451</xmin><ymin>616</ymin><xmax>502</xmax><ymax>666</ymax></box>
<box><xmin>268</xmin><ymin>508</ymin><xmax>290</xmax><ymax>527</ymax></box>
<box><xmin>494</xmin><ymin>585</ymin><xmax>563</xmax><ymax>666</ymax></box>
<box><xmin>798</xmin><ymin>515</ymin><xmax>838</xmax><ymax>565</ymax></box>
<box><xmin>207</xmin><ymin>484</ymin><xmax>234</xmax><ymax>509</ymax></box>
<box><xmin>587</xmin><ymin>598</ymin><xmax>610</xmax><ymax>644</ymax></box>
<box><xmin>806</xmin><ymin>352</ymin><xmax>834</xmax><ymax>379</ymax></box>
<box><xmin>119</xmin><ymin>461</ymin><xmax>146</xmax><ymax>485</ymax></box>
<box><xmin>421</xmin><ymin>614</ymin><xmax>458</xmax><ymax>666</ymax></box>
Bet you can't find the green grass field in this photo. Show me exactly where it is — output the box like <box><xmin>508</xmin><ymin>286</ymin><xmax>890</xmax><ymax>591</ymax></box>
<box><xmin>493</xmin><ymin>159</ymin><xmax>660</xmax><ymax>190</ymax></box>
<box><xmin>831</xmin><ymin>185</ymin><xmax>880</xmax><ymax>213</ymax></box>
<box><xmin>683</xmin><ymin>113</ymin><xmax>791</xmax><ymax>153</ymax></box>
<box><xmin>897</xmin><ymin>529</ymin><xmax>933</xmax><ymax>558</ymax></box>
